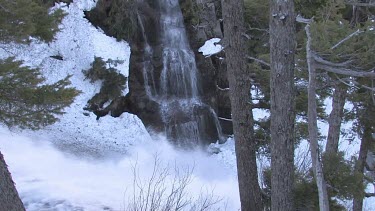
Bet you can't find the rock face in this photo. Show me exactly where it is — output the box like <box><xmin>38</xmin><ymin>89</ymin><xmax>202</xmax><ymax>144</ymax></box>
<box><xmin>127</xmin><ymin>0</ymin><xmax>225</xmax><ymax>145</ymax></box>
<box><xmin>85</xmin><ymin>0</ymin><xmax>232</xmax><ymax>143</ymax></box>
<box><xmin>125</xmin><ymin>0</ymin><xmax>164</xmax><ymax>131</ymax></box>
<box><xmin>178</xmin><ymin>0</ymin><xmax>232</xmax><ymax>134</ymax></box>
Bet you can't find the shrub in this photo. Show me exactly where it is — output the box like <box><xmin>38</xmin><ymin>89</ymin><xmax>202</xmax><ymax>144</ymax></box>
<box><xmin>83</xmin><ymin>57</ymin><xmax>126</xmax><ymax>111</ymax></box>
<box><xmin>126</xmin><ymin>155</ymin><xmax>224</xmax><ymax>211</ymax></box>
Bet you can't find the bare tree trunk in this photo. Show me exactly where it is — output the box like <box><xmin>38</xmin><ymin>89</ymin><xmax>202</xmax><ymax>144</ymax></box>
<box><xmin>325</xmin><ymin>83</ymin><xmax>347</xmax><ymax>154</ymax></box>
<box><xmin>269</xmin><ymin>0</ymin><xmax>296</xmax><ymax>210</ymax></box>
<box><xmin>353</xmin><ymin>120</ymin><xmax>373</xmax><ymax>211</ymax></box>
<box><xmin>0</xmin><ymin>150</ymin><xmax>26</xmax><ymax>211</ymax></box>
<box><xmin>305</xmin><ymin>23</ymin><xmax>330</xmax><ymax>211</ymax></box>
<box><xmin>222</xmin><ymin>0</ymin><xmax>263</xmax><ymax>210</ymax></box>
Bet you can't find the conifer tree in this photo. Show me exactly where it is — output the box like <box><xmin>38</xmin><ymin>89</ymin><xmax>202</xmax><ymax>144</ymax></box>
<box><xmin>0</xmin><ymin>0</ymin><xmax>64</xmax><ymax>43</ymax></box>
<box><xmin>244</xmin><ymin>0</ymin><xmax>374</xmax><ymax>209</ymax></box>
<box><xmin>0</xmin><ymin>58</ymin><xmax>79</xmax><ymax>129</ymax></box>
<box><xmin>0</xmin><ymin>0</ymin><xmax>78</xmax><ymax>209</ymax></box>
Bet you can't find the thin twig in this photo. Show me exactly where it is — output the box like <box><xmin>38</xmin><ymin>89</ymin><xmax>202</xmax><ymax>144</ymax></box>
<box><xmin>216</xmin><ymin>85</ymin><xmax>229</xmax><ymax>91</ymax></box>
<box><xmin>246</xmin><ymin>55</ymin><xmax>270</xmax><ymax>67</ymax></box>
<box><xmin>331</xmin><ymin>29</ymin><xmax>363</xmax><ymax>50</ymax></box>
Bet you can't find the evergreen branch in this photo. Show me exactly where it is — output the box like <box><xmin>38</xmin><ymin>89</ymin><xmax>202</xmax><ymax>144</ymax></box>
<box><xmin>252</xmin><ymin>100</ymin><xmax>270</xmax><ymax>109</ymax></box>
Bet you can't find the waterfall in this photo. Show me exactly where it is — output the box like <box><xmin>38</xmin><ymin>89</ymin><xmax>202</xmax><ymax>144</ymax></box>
<box><xmin>138</xmin><ymin>0</ymin><xmax>224</xmax><ymax>146</ymax></box>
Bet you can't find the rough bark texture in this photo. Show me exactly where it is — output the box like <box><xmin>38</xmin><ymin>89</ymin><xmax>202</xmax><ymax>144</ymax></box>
<box><xmin>0</xmin><ymin>151</ymin><xmax>26</xmax><ymax>211</ymax></box>
<box><xmin>353</xmin><ymin>121</ymin><xmax>373</xmax><ymax>210</ymax></box>
<box><xmin>222</xmin><ymin>0</ymin><xmax>263</xmax><ymax>210</ymax></box>
<box><xmin>269</xmin><ymin>0</ymin><xmax>296</xmax><ymax>210</ymax></box>
<box><xmin>325</xmin><ymin>83</ymin><xmax>347</xmax><ymax>154</ymax></box>
<box><xmin>306</xmin><ymin>23</ymin><xmax>330</xmax><ymax>211</ymax></box>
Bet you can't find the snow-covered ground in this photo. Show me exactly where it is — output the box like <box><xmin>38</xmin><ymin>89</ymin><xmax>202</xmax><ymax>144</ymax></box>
<box><xmin>0</xmin><ymin>0</ymin><xmax>150</xmax><ymax>156</ymax></box>
<box><xmin>0</xmin><ymin>128</ymin><xmax>239</xmax><ymax>210</ymax></box>
<box><xmin>0</xmin><ymin>0</ymin><xmax>373</xmax><ymax>210</ymax></box>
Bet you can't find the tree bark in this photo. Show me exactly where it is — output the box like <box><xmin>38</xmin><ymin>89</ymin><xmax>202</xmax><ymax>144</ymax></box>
<box><xmin>325</xmin><ymin>83</ymin><xmax>347</xmax><ymax>154</ymax></box>
<box><xmin>269</xmin><ymin>0</ymin><xmax>296</xmax><ymax>210</ymax></box>
<box><xmin>222</xmin><ymin>0</ymin><xmax>263</xmax><ymax>210</ymax></box>
<box><xmin>353</xmin><ymin>119</ymin><xmax>373</xmax><ymax>210</ymax></box>
<box><xmin>0</xmin><ymin>150</ymin><xmax>26</xmax><ymax>211</ymax></box>
<box><xmin>305</xmin><ymin>23</ymin><xmax>330</xmax><ymax>211</ymax></box>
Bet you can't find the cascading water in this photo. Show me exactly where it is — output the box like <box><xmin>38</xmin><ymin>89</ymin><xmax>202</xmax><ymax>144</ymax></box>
<box><xmin>139</xmin><ymin>0</ymin><xmax>224</xmax><ymax>146</ymax></box>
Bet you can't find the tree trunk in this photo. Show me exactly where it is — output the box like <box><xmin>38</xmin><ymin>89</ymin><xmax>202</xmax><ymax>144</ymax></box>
<box><xmin>353</xmin><ymin>120</ymin><xmax>373</xmax><ymax>211</ymax></box>
<box><xmin>325</xmin><ymin>83</ymin><xmax>347</xmax><ymax>154</ymax></box>
<box><xmin>269</xmin><ymin>0</ymin><xmax>296</xmax><ymax>210</ymax></box>
<box><xmin>0</xmin><ymin>150</ymin><xmax>26</xmax><ymax>211</ymax></box>
<box><xmin>221</xmin><ymin>0</ymin><xmax>263</xmax><ymax>210</ymax></box>
<box><xmin>305</xmin><ymin>23</ymin><xmax>330</xmax><ymax>211</ymax></box>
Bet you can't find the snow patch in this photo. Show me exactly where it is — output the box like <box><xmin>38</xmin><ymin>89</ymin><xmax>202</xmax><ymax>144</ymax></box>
<box><xmin>198</xmin><ymin>38</ymin><xmax>223</xmax><ymax>57</ymax></box>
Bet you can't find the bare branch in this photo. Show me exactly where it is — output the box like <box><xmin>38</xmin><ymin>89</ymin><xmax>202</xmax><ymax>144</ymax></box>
<box><xmin>346</xmin><ymin>78</ymin><xmax>375</xmax><ymax>91</ymax></box>
<box><xmin>242</xmin><ymin>33</ymin><xmax>252</xmax><ymax>40</ymax></box>
<box><xmin>316</xmin><ymin>64</ymin><xmax>375</xmax><ymax>78</ymax></box>
<box><xmin>0</xmin><ymin>3</ymin><xmax>12</xmax><ymax>14</ymax></box>
<box><xmin>296</xmin><ymin>14</ymin><xmax>312</xmax><ymax>24</ymax></box>
<box><xmin>246</xmin><ymin>25</ymin><xmax>269</xmax><ymax>33</ymax></box>
<box><xmin>246</xmin><ymin>55</ymin><xmax>270</xmax><ymax>67</ymax></box>
<box><xmin>216</xmin><ymin>85</ymin><xmax>229</xmax><ymax>91</ymax></box>
<box><xmin>312</xmin><ymin>53</ymin><xmax>352</xmax><ymax>67</ymax></box>
<box><xmin>345</xmin><ymin>0</ymin><xmax>375</xmax><ymax>7</ymax></box>
<box><xmin>331</xmin><ymin>29</ymin><xmax>363</xmax><ymax>50</ymax></box>
<box><xmin>218</xmin><ymin>117</ymin><xmax>232</xmax><ymax>122</ymax></box>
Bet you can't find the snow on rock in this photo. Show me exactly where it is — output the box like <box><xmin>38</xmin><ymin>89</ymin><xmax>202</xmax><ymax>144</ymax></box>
<box><xmin>198</xmin><ymin>38</ymin><xmax>223</xmax><ymax>57</ymax></box>
<box><xmin>0</xmin><ymin>0</ymin><xmax>150</xmax><ymax>156</ymax></box>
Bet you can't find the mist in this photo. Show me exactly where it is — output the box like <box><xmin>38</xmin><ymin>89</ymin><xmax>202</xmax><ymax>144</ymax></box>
<box><xmin>0</xmin><ymin>128</ymin><xmax>240</xmax><ymax>210</ymax></box>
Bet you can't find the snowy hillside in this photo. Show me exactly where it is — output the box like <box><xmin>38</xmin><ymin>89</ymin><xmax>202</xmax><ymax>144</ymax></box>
<box><xmin>0</xmin><ymin>1</ymin><xmax>151</xmax><ymax>155</ymax></box>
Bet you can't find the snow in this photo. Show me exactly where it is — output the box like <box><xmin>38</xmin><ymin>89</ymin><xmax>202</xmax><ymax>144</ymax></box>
<box><xmin>198</xmin><ymin>38</ymin><xmax>223</xmax><ymax>57</ymax></box>
<box><xmin>0</xmin><ymin>128</ymin><xmax>240</xmax><ymax>210</ymax></box>
<box><xmin>0</xmin><ymin>1</ymin><xmax>143</xmax><ymax>155</ymax></box>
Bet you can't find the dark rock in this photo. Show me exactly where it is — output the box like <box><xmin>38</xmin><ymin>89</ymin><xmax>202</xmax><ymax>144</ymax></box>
<box><xmin>83</xmin><ymin>0</ymin><xmax>232</xmax><ymax>140</ymax></box>
<box><xmin>179</xmin><ymin>0</ymin><xmax>232</xmax><ymax>134</ymax></box>
<box><xmin>50</xmin><ymin>55</ymin><xmax>63</xmax><ymax>60</ymax></box>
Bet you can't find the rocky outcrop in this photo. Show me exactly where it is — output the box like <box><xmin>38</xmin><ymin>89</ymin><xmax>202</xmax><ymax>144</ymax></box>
<box><xmin>85</xmin><ymin>0</ymin><xmax>164</xmax><ymax>131</ymax></box>
<box><xmin>178</xmin><ymin>0</ymin><xmax>232</xmax><ymax>134</ymax></box>
<box><xmin>84</xmin><ymin>0</ymin><xmax>232</xmax><ymax>139</ymax></box>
